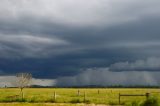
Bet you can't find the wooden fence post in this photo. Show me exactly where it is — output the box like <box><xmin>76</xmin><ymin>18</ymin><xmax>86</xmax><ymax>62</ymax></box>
<box><xmin>84</xmin><ymin>91</ymin><xmax>86</xmax><ymax>102</ymax></box>
<box><xmin>119</xmin><ymin>93</ymin><xmax>120</xmax><ymax>104</ymax></box>
<box><xmin>54</xmin><ymin>91</ymin><xmax>56</xmax><ymax>101</ymax></box>
<box><xmin>146</xmin><ymin>93</ymin><xmax>150</xmax><ymax>99</ymax></box>
<box><xmin>98</xmin><ymin>90</ymin><xmax>100</xmax><ymax>94</ymax></box>
<box><xmin>77</xmin><ymin>90</ymin><xmax>80</xmax><ymax>96</ymax></box>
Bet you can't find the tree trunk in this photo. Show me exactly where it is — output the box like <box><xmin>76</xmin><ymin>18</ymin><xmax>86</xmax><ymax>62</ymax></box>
<box><xmin>20</xmin><ymin>88</ymin><xmax>24</xmax><ymax>100</ymax></box>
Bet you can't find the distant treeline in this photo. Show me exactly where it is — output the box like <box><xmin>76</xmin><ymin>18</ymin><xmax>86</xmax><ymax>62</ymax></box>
<box><xmin>27</xmin><ymin>85</ymin><xmax>160</xmax><ymax>88</ymax></box>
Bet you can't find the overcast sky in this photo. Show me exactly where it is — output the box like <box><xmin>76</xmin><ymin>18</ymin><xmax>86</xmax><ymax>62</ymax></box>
<box><xmin>0</xmin><ymin>0</ymin><xmax>160</xmax><ymax>86</ymax></box>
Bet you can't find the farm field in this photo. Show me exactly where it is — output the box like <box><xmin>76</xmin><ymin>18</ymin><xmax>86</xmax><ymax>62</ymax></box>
<box><xmin>0</xmin><ymin>88</ymin><xmax>159</xmax><ymax>106</ymax></box>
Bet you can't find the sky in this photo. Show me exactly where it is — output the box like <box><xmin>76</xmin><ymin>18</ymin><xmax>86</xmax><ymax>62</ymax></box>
<box><xmin>0</xmin><ymin>0</ymin><xmax>160</xmax><ymax>87</ymax></box>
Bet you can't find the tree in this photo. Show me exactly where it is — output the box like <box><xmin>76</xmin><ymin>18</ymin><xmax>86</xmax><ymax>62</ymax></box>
<box><xmin>15</xmin><ymin>73</ymin><xmax>32</xmax><ymax>99</ymax></box>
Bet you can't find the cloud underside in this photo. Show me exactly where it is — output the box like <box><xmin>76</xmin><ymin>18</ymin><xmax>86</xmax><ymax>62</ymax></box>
<box><xmin>57</xmin><ymin>69</ymin><xmax>160</xmax><ymax>86</ymax></box>
<box><xmin>2</xmin><ymin>57</ymin><xmax>160</xmax><ymax>86</ymax></box>
<box><xmin>56</xmin><ymin>57</ymin><xmax>160</xmax><ymax>86</ymax></box>
<box><xmin>0</xmin><ymin>0</ymin><xmax>160</xmax><ymax>86</ymax></box>
<box><xmin>1</xmin><ymin>69</ymin><xmax>160</xmax><ymax>87</ymax></box>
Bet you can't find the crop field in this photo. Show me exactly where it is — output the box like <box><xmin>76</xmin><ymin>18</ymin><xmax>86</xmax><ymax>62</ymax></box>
<box><xmin>0</xmin><ymin>88</ymin><xmax>159</xmax><ymax>106</ymax></box>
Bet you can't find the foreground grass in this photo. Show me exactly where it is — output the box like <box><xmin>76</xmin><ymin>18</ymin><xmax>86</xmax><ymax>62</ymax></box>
<box><xmin>0</xmin><ymin>88</ymin><xmax>159</xmax><ymax>105</ymax></box>
<box><xmin>0</xmin><ymin>103</ymin><xmax>106</xmax><ymax>106</ymax></box>
<box><xmin>0</xmin><ymin>103</ymin><xmax>76</xmax><ymax>106</ymax></box>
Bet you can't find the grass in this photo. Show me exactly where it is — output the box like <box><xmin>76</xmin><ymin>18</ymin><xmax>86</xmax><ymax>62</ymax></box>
<box><xmin>0</xmin><ymin>103</ymin><xmax>92</xmax><ymax>106</ymax></box>
<box><xmin>0</xmin><ymin>88</ymin><xmax>159</xmax><ymax>105</ymax></box>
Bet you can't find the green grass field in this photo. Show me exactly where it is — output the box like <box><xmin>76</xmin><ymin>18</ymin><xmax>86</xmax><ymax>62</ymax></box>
<box><xmin>0</xmin><ymin>103</ymin><xmax>103</xmax><ymax>106</ymax></box>
<box><xmin>0</xmin><ymin>88</ymin><xmax>159</xmax><ymax>106</ymax></box>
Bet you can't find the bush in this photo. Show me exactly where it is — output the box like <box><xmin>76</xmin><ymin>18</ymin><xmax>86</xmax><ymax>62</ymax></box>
<box><xmin>16</xmin><ymin>98</ymin><xmax>27</xmax><ymax>102</ymax></box>
<box><xmin>84</xmin><ymin>99</ymin><xmax>91</xmax><ymax>104</ymax></box>
<box><xmin>131</xmin><ymin>101</ymin><xmax>140</xmax><ymax>106</ymax></box>
<box><xmin>108</xmin><ymin>101</ymin><xmax>118</xmax><ymax>105</ymax></box>
<box><xmin>44</xmin><ymin>98</ymin><xmax>57</xmax><ymax>103</ymax></box>
<box><xmin>70</xmin><ymin>98</ymin><xmax>81</xmax><ymax>103</ymax></box>
<box><xmin>140</xmin><ymin>97</ymin><xmax>159</xmax><ymax>106</ymax></box>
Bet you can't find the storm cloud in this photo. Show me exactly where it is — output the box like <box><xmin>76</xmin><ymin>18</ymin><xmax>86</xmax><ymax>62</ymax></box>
<box><xmin>57</xmin><ymin>68</ymin><xmax>160</xmax><ymax>86</ymax></box>
<box><xmin>56</xmin><ymin>57</ymin><xmax>160</xmax><ymax>86</ymax></box>
<box><xmin>0</xmin><ymin>0</ymin><xmax>160</xmax><ymax>86</ymax></box>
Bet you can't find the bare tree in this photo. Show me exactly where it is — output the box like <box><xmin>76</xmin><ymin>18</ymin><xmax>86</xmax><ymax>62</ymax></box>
<box><xmin>15</xmin><ymin>73</ymin><xmax>32</xmax><ymax>99</ymax></box>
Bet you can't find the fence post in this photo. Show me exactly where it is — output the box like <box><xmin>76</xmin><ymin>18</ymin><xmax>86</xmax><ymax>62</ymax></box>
<box><xmin>54</xmin><ymin>91</ymin><xmax>56</xmax><ymax>101</ymax></box>
<box><xmin>146</xmin><ymin>93</ymin><xmax>150</xmax><ymax>99</ymax></box>
<box><xmin>77</xmin><ymin>90</ymin><xmax>80</xmax><ymax>96</ymax></box>
<box><xmin>84</xmin><ymin>91</ymin><xmax>86</xmax><ymax>102</ymax></box>
<box><xmin>98</xmin><ymin>90</ymin><xmax>100</xmax><ymax>94</ymax></box>
<box><xmin>119</xmin><ymin>93</ymin><xmax>121</xmax><ymax>104</ymax></box>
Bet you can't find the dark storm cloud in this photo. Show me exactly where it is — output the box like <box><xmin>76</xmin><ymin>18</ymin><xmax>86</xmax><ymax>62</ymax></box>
<box><xmin>57</xmin><ymin>67</ymin><xmax>160</xmax><ymax>86</ymax></box>
<box><xmin>109</xmin><ymin>57</ymin><xmax>160</xmax><ymax>72</ymax></box>
<box><xmin>55</xmin><ymin>57</ymin><xmax>160</xmax><ymax>86</ymax></box>
<box><xmin>0</xmin><ymin>0</ymin><xmax>160</xmax><ymax>86</ymax></box>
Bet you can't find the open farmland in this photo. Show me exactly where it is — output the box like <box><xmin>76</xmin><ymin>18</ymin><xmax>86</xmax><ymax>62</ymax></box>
<box><xmin>0</xmin><ymin>88</ymin><xmax>160</xmax><ymax>106</ymax></box>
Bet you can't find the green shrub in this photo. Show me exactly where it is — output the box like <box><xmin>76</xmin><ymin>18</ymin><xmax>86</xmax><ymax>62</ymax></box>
<box><xmin>131</xmin><ymin>101</ymin><xmax>140</xmax><ymax>106</ymax></box>
<box><xmin>108</xmin><ymin>101</ymin><xmax>118</xmax><ymax>105</ymax></box>
<box><xmin>70</xmin><ymin>98</ymin><xmax>81</xmax><ymax>103</ymax></box>
<box><xmin>140</xmin><ymin>97</ymin><xmax>159</xmax><ymax>106</ymax></box>
<box><xmin>84</xmin><ymin>99</ymin><xmax>91</xmax><ymax>104</ymax></box>
<box><xmin>44</xmin><ymin>98</ymin><xmax>57</xmax><ymax>103</ymax></box>
<box><xmin>16</xmin><ymin>98</ymin><xmax>27</xmax><ymax>102</ymax></box>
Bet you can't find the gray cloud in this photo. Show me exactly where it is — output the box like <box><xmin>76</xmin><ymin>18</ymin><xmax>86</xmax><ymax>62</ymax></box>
<box><xmin>57</xmin><ymin>69</ymin><xmax>160</xmax><ymax>86</ymax></box>
<box><xmin>0</xmin><ymin>33</ymin><xmax>70</xmax><ymax>58</ymax></box>
<box><xmin>0</xmin><ymin>0</ymin><xmax>160</xmax><ymax>27</ymax></box>
<box><xmin>56</xmin><ymin>57</ymin><xmax>160</xmax><ymax>86</ymax></box>
<box><xmin>0</xmin><ymin>34</ymin><xmax>68</xmax><ymax>45</ymax></box>
<box><xmin>109</xmin><ymin>57</ymin><xmax>160</xmax><ymax>71</ymax></box>
<box><xmin>56</xmin><ymin>68</ymin><xmax>160</xmax><ymax>86</ymax></box>
<box><xmin>2</xmin><ymin>56</ymin><xmax>160</xmax><ymax>87</ymax></box>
